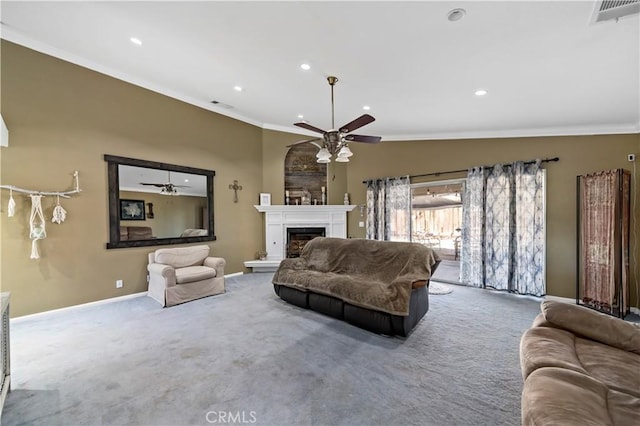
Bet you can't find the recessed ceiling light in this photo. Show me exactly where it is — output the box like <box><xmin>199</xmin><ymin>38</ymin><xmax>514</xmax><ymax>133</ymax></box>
<box><xmin>363</xmin><ymin>105</ymin><xmax>371</xmax><ymax>111</ymax></box>
<box><xmin>300</xmin><ymin>63</ymin><xmax>311</xmax><ymax>71</ymax></box>
<box><xmin>447</xmin><ymin>8</ymin><xmax>466</xmax><ymax>22</ymax></box>
<box><xmin>475</xmin><ymin>89</ymin><xmax>488</xmax><ymax>96</ymax></box>
<box><xmin>129</xmin><ymin>37</ymin><xmax>142</xmax><ymax>45</ymax></box>
<box><xmin>234</xmin><ymin>86</ymin><xmax>243</xmax><ymax>92</ymax></box>
<box><xmin>297</xmin><ymin>114</ymin><xmax>304</xmax><ymax>119</ymax></box>
<box><xmin>184</xmin><ymin>179</ymin><xmax>189</xmax><ymax>183</ymax></box>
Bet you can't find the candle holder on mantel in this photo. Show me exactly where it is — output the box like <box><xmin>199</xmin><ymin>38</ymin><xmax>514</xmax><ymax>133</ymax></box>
<box><xmin>285</xmin><ymin>190</ymin><xmax>290</xmax><ymax>205</ymax></box>
<box><xmin>321</xmin><ymin>186</ymin><xmax>326</xmax><ymax>205</ymax></box>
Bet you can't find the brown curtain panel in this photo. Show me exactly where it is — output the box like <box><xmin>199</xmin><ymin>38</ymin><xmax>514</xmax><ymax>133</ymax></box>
<box><xmin>578</xmin><ymin>169</ymin><xmax>630</xmax><ymax>316</ymax></box>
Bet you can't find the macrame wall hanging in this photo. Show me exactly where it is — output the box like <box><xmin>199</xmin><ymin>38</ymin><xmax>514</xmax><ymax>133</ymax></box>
<box><xmin>1</xmin><ymin>171</ymin><xmax>81</xmax><ymax>259</ymax></box>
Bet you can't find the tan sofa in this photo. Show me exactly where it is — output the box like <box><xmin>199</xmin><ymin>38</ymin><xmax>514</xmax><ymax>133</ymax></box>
<box><xmin>520</xmin><ymin>300</ymin><xmax>640</xmax><ymax>425</ymax></box>
<box><xmin>147</xmin><ymin>245</ymin><xmax>225</xmax><ymax>307</ymax></box>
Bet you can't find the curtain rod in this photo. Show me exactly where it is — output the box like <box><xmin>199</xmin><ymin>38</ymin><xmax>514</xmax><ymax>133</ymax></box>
<box><xmin>362</xmin><ymin>157</ymin><xmax>559</xmax><ymax>184</ymax></box>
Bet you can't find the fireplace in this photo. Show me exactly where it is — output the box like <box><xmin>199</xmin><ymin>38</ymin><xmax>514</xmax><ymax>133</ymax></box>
<box><xmin>247</xmin><ymin>205</ymin><xmax>356</xmax><ymax>266</ymax></box>
<box><xmin>286</xmin><ymin>227</ymin><xmax>326</xmax><ymax>258</ymax></box>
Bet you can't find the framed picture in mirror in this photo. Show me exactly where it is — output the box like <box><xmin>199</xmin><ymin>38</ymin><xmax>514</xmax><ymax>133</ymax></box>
<box><xmin>120</xmin><ymin>199</ymin><xmax>146</xmax><ymax>220</ymax></box>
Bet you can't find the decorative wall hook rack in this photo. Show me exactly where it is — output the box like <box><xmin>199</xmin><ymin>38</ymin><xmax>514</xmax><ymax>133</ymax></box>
<box><xmin>0</xmin><ymin>170</ymin><xmax>81</xmax><ymax>198</ymax></box>
<box><xmin>0</xmin><ymin>171</ymin><xmax>82</xmax><ymax>259</ymax></box>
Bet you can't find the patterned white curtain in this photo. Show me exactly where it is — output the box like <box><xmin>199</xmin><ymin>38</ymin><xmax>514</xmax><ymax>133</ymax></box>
<box><xmin>460</xmin><ymin>161</ymin><xmax>545</xmax><ymax>296</ymax></box>
<box><xmin>460</xmin><ymin>167</ymin><xmax>487</xmax><ymax>287</ymax></box>
<box><xmin>366</xmin><ymin>176</ymin><xmax>411</xmax><ymax>241</ymax></box>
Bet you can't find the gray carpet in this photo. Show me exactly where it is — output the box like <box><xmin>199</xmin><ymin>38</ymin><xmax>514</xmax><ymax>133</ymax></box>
<box><xmin>4</xmin><ymin>273</ymin><xmax>542</xmax><ymax>426</ymax></box>
<box><xmin>431</xmin><ymin>260</ymin><xmax>461</xmax><ymax>285</ymax></box>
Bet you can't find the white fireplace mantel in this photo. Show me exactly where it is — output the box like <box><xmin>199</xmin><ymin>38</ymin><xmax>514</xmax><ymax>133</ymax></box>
<box><xmin>254</xmin><ymin>205</ymin><xmax>356</xmax><ymax>214</ymax></box>
<box><xmin>250</xmin><ymin>205</ymin><xmax>356</xmax><ymax>266</ymax></box>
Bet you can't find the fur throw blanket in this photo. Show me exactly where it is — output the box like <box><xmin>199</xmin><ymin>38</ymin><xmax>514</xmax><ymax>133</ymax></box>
<box><xmin>273</xmin><ymin>237</ymin><xmax>440</xmax><ymax>316</ymax></box>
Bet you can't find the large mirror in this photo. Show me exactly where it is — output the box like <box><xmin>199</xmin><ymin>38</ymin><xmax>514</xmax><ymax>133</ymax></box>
<box><xmin>105</xmin><ymin>155</ymin><xmax>216</xmax><ymax>249</ymax></box>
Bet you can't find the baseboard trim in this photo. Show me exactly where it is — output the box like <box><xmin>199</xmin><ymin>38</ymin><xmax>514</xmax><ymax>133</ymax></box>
<box><xmin>225</xmin><ymin>272</ymin><xmax>244</xmax><ymax>278</ymax></box>
<box><xmin>12</xmin><ymin>291</ymin><xmax>148</xmax><ymax>323</ymax></box>
<box><xmin>544</xmin><ymin>295</ymin><xmax>575</xmax><ymax>304</ymax></box>
<box><xmin>13</xmin><ymin>272</ymin><xmax>244</xmax><ymax>322</ymax></box>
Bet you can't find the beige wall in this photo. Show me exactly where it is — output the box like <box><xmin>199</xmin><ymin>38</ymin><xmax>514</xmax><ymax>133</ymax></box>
<box><xmin>344</xmin><ymin>134</ymin><xmax>640</xmax><ymax>304</ymax></box>
<box><xmin>2</xmin><ymin>41</ymin><xmax>638</xmax><ymax>316</ymax></box>
<box><xmin>1</xmin><ymin>41</ymin><xmax>263</xmax><ymax>316</ymax></box>
<box><xmin>120</xmin><ymin>191</ymin><xmax>207</xmax><ymax>238</ymax></box>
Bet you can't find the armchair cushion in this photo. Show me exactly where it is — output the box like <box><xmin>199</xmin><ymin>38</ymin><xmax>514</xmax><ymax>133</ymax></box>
<box><xmin>175</xmin><ymin>265</ymin><xmax>217</xmax><ymax>284</ymax></box>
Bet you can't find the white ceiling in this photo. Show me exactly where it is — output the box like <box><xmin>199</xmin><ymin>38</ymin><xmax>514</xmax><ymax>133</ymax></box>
<box><xmin>1</xmin><ymin>1</ymin><xmax>639</xmax><ymax>141</ymax></box>
<box><xmin>118</xmin><ymin>165</ymin><xmax>207</xmax><ymax>197</ymax></box>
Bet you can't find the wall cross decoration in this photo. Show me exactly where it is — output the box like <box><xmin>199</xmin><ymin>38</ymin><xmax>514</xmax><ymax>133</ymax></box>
<box><xmin>228</xmin><ymin>180</ymin><xmax>243</xmax><ymax>203</ymax></box>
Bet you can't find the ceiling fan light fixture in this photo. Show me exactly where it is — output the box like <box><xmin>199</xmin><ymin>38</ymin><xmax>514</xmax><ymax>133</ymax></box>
<box><xmin>316</xmin><ymin>147</ymin><xmax>331</xmax><ymax>159</ymax></box>
<box><xmin>290</xmin><ymin>75</ymin><xmax>381</xmax><ymax>164</ymax></box>
<box><xmin>160</xmin><ymin>187</ymin><xmax>178</xmax><ymax>196</ymax></box>
<box><xmin>337</xmin><ymin>145</ymin><xmax>353</xmax><ymax>158</ymax></box>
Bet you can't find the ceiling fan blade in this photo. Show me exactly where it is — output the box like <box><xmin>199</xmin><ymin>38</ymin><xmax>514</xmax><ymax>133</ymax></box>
<box><xmin>286</xmin><ymin>138</ymin><xmax>321</xmax><ymax>148</ymax></box>
<box><xmin>140</xmin><ymin>183</ymin><xmax>166</xmax><ymax>187</ymax></box>
<box><xmin>344</xmin><ymin>134</ymin><xmax>382</xmax><ymax>144</ymax></box>
<box><xmin>339</xmin><ymin>114</ymin><xmax>375</xmax><ymax>133</ymax></box>
<box><xmin>294</xmin><ymin>122</ymin><xmax>326</xmax><ymax>134</ymax></box>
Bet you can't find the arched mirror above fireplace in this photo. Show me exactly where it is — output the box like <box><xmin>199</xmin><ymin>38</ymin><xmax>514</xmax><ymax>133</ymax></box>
<box><xmin>284</xmin><ymin>143</ymin><xmax>327</xmax><ymax>205</ymax></box>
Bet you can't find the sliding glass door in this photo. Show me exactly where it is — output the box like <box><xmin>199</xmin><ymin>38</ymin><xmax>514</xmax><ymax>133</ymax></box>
<box><xmin>410</xmin><ymin>179</ymin><xmax>464</xmax><ymax>261</ymax></box>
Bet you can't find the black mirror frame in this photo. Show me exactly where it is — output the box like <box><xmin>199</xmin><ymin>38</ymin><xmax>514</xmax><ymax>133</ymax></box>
<box><xmin>105</xmin><ymin>154</ymin><xmax>216</xmax><ymax>249</ymax></box>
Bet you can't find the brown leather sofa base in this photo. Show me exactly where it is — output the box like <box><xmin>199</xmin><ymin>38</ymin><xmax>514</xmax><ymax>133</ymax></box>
<box><xmin>273</xmin><ymin>283</ymin><xmax>429</xmax><ymax>337</ymax></box>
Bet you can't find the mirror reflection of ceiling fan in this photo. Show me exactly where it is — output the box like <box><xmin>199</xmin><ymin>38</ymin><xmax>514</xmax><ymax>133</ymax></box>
<box><xmin>139</xmin><ymin>171</ymin><xmax>190</xmax><ymax>195</ymax></box>
<box><xmin>288</xmin><ymin>76</ymin><xmax>382</xmax><ymax>163</ymax></box>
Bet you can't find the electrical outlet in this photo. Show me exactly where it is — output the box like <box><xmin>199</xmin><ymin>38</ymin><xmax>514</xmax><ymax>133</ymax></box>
<box><xmin>116</xmin><ymin>279</ymin><xmax>123</xmax><ymax>289</ymax></box>
<box><xmin>358</xmin><ymin>221</ymin><xmax>365</xmax><ymax>228</ymax></box>
<box><xmin>628</xmin><ymin>154</ymin><xmax>636</xmax><ymax>162</ymax></box>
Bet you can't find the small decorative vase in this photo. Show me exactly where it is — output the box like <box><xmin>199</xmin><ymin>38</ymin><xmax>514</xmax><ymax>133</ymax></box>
<box><xmin>301</xmin><ymin>189</ymin><xmax>311</xmax><ymax>205</ymax></box>
<box><xmin>343</xmin><ymin>193</ymin><xmax>350</xmax><ymax>205</ymax></box>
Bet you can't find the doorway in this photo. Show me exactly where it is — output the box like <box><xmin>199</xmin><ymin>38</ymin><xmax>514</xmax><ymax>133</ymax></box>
<box><xmin>411</xmin><ymin>179</ymin><xmax>464</xmax><ymax>284</ymax></box>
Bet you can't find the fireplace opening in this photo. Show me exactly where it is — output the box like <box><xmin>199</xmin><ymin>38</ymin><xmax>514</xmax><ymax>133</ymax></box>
<box><xmin>287</xmin><ymin>227</ymin><xmax>326</xmax><ymax>258</ymax></box>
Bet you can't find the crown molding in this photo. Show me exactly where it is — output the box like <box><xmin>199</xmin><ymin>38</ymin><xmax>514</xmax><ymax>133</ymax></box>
<box><xmin>380</xmin><ymin>124</ymin><xmax>640</xmax><ymax>142</ymax></box>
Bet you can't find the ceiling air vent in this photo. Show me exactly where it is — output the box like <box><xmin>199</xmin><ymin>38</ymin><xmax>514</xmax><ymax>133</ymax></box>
<box><xmin>591</xmin><ymin>0</ymin><xmax>640</xmax><ymax>23</ymax></box>
<box><xmin>210</xmin><ymin>100</ymin><xmax>234</xmax><ymax>109</ymax></box>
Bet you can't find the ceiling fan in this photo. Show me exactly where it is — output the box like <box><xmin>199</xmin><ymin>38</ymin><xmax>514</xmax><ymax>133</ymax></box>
<box><xmin>289</xmin><ymin>76</ymin><xmax>381</xmax><ymax>163</ymax></box>
<box><xmin>139</xmin><ymin>171</ymin><xmax>189</xmax><ymax>195</ymax></box>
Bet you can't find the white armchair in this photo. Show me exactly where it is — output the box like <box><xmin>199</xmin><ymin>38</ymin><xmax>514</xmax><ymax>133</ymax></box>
<box><xmin>147</xmin><ymin>245</ymin><xmax>225</xmax><ymax>307</ymax></box>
